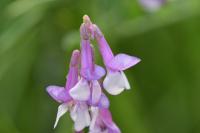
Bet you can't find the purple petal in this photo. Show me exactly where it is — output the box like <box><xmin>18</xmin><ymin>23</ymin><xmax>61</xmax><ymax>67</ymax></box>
<box><xmin>46</xmin><ymin>86</ymin><xmax>70</xmax><ymax>103</ymax></box>
<box><xmin>100</xmin><ymin>109</ymin><xmax>121</xmax><ymax>133</ymax></box>
<box><xmin>98</xmin><ymin>93</ymin><xmax>110</xmax><ymax>109</ymax></box>
<box><xmin>93</xmin><ymin>65</ymin><xmax>106</xmax><ymax>79</ymax></box>
<box><xmin>107</xmin><ymin>54</ymin><xmax>141</xmax><ymax>71</ymax></box>
<box><xmin>93</xmin><ymin>24</ymin><xmax>114</xmax><ymax>65</ymax></box>
<box><xmin>65</xmin><ymin>50</ymin><xmax>80</xmax><ymax>93</ymax></box>
<box><xmin>70</xmin><ymin>50</ymin><xmax>80</xmax><ymax>67</ymax></box>
<box><xmin>100</xmin><ymin>109</ymin><xmax>113</xmax><ymax>126</ymax></box>
<box><xmin>80</xmin><ymin>24</ymin><xmax>93</xmax><ymax>71</ymax></box>
<box><xmin>65</xmin><ymin>67</ymin><xmax>79</xmax><ymax>91</ymax></box>
<box><xmin>81</xmin><ymin>65</ymin><xmax>105</xmax><ymax>80</ymax></box>
<box><xmin>81</xmin><ymin>40</ymin><xmax>92</xmax><ymax>69</ymax></box>
<box><xmin>108</xmin><ymin>124</ymin><xmax>121</xmax><ymax>133</ymax></box>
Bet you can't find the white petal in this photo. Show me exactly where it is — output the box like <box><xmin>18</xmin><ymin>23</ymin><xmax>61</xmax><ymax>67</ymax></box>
<box><xmin>69</xmin><ymin>78</ymin><xmax>90</xmax><ymax>101</ymax></box>
<box><xmin>70</xmin><ymin>104</ymin><xmax>78</xmax><ymax>122</ymax></box>
<box><xmin>54</xmin><ymin>103</ymin><xmax>68</xmax><ymax>128</ymax></box>
<box><xmin>90</xmin><ymin>107</ymin><xmax>99</xmax><ymax>131</ymax></box>
<box><xmin>91</xmin><ymin>80</ymin><xmax>102</xmax><ymax>105</ymax></box>
<box><xmin>74</xmin><ymin>103</ymin><xmax>91</xmax><ymax>131</ymax></box>
<box><xmin>121</xmin><ymin>71</ymin><xmax>130</xmax><ymax>89</ymax></box>
<box><xmin>103</xmin><ymin>71</ymin><xmax>125</xmax><ymax>95</ymax></box>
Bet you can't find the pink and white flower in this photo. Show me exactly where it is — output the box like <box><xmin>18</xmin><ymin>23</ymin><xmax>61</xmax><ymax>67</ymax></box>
<box><xmin>93</xmin><ymin>24</ymin><xmax>141</xmax><ymax>95</ymax></box>
<box><xmin>46</xmin><ymin>50</ymin><xmax>90</xmax><ymax>132</ymax></box>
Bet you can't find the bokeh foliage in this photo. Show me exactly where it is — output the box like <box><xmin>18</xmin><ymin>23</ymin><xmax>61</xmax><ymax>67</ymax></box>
<box><xmin>0</xmin><ymin>0</ymin><xmax>200</xmax><ymax>133</ymax></box>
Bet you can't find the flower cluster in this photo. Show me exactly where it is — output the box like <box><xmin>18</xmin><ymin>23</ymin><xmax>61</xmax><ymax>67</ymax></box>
<box><xmin>46</xmin><ymin>15</ymin><xmax>141</xmax><ymax>133</ymax></box>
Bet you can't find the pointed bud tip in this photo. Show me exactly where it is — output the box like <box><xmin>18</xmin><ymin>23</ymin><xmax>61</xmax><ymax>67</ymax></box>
<box><xmin>72</xmin><ymin>49</ymin><xmax>80</xmax><ymax>57</ymax></box>
<box><xmin>83</xmin><ymin>15</ymin><xmax>91</xmax><ymax>24</ymax></box>
<box><xmin>70</xmin><ymin>49</ymin><xmax>80</xmax><ymax>67</ymax></box>
<box><xmin>80</xmin><ymin>23</ymin><xmax>90</xmax><ymax>40</ymax></box>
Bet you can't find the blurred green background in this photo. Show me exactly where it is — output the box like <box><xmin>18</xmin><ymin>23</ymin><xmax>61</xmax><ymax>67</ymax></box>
<box><xmin>0</xmin><ymin>0</ymin><xmax>200</xmax><ymax>133</ymax></box>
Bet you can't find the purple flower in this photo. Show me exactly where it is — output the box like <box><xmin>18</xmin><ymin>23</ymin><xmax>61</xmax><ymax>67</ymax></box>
<box><xmin>69</xmin><ymin>22</ymin><xmax>106</xmax><ymax>107</ymax></box>
<box><xmin>93</xmin><ymin>24</ymin><xmax>141</xmax><ymax>95</ymax></box>
<box><xmin>80</xmin><ymin>20</ymin><xmax>105</xmax><ymax>81</ymax></box>
<box><xmin>46</xmin><ymin>50</ymin><xmax>91</xmax><ymax>131</ymax></box>
<box><xmin>47</xmin><ymin>50</ymin><xmax>80</xmax><ymax>103</ymax></box>
<box><xmin>139</xmin><ymin>0</ymin><xmax>166</xmax><ymax>12</ymax></box>
<box><xmin>90</xmin><ymin>107</ymin><xmax>121</xmax><ymax>133</ymax></box>
<box><xmin>46</xmin><ymin>15</ymin><xmax>141</xmax><ymax>132</ymax></box>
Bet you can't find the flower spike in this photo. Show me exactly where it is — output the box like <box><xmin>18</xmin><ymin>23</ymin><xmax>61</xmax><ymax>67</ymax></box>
<box><xmin>47</xmin><ymin>15</ymin><xmax>140</xmax><ymax>132</ymax></box>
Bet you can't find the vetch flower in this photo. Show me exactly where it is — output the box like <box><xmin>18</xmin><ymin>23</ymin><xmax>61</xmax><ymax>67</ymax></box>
<box><xmin>89</xmin><ymin>107</ymin><xmax>121</xmax><ymax>133</ymax></box>
<box><xmin>80</xmin><ymin>17</ymin><xmax>105</xmax><ymax>81</ymax></box>
<box><xmin>46</xmin><ymin>50</ymin><xmax>91</xmax><ymax>131</ymax></box>
<box><xmin>70</xmin><ymin>102</ymin><xmax>91</xmax><ymax>131</ymax></box>
<box><xmin>70</xmin><ymin>21</ymin><xmax>105</xmax><ymax>107</ymax></box>
<box><xmin>139</xmin><ymin>0</ymin><xmax>166</xmax><ymax>12</ymax></box>
<box><xmin>93</xmin><ymin>24</ymin><xmax>141</xmax><ymax>95</ymax></box>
